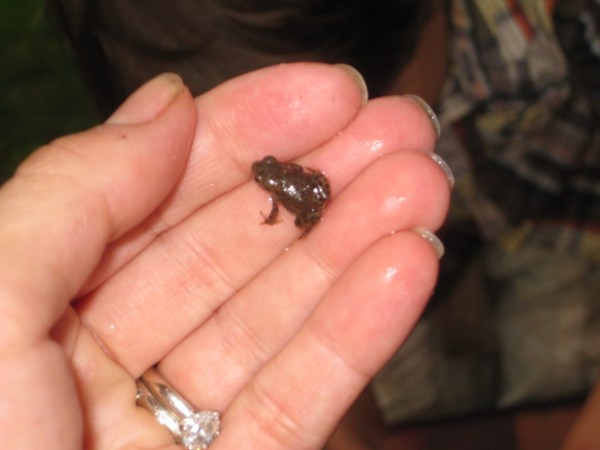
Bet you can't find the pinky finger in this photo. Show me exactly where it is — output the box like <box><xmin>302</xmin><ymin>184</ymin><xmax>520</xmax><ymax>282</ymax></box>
<box><xmin>216</xmin><ymin>231</ymin><xmax>440</xmax><ymax>450</ymax></box>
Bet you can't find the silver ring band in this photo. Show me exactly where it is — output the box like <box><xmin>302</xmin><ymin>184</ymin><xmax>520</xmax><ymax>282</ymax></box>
<box><xmin>136</xmin><ymin>367</ymin><xmax>221</xmax><ymax>450</ymax></box>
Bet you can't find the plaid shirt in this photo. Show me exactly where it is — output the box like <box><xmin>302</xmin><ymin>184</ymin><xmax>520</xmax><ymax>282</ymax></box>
<box><xmin>437</xmin><ymin>0</ymin><xmax>600</xmax><ymax>260</ymax></box>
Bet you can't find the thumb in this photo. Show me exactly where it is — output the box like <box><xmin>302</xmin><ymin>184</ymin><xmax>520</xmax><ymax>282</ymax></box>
<box><xmin>0</xmin><ymin>73</ymin><xmax>197</xmax><ymax>354</ymax></box>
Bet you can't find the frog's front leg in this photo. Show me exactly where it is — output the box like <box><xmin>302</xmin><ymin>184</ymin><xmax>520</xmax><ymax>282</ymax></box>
<box><xmin>262</xmin><ymin>196</ymin><xmax>280</xmax><ymax>225</ymax></box>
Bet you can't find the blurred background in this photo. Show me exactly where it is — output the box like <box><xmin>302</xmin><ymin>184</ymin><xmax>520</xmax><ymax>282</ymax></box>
<box><xmin>0</xmin><ymin>0</ymin><xmax>97</xmax><ymax>183</ymax></box>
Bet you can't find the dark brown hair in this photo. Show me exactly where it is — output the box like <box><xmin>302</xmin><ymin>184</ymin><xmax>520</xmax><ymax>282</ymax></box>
<box><xmin>50</xmin><ymin>0</ymin><xmax>433</xmax><ymax>116</ymax></box>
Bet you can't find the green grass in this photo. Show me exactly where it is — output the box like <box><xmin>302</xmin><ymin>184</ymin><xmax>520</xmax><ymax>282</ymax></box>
<box><xmin>0</xmin><ymin>0</ymin><xmax>97</xmax><ymax>182</ymax></box>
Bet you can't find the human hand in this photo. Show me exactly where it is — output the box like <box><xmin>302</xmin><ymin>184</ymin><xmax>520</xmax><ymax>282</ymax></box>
<box><xmin>562</xmin><ymin>377</ymin><xmax>600</xmax><ymax>449</ymax></box>
<box><xmin>0</xmin><ymin>64</ymin><xmax>450</xmax><ymax>449</ymax></box>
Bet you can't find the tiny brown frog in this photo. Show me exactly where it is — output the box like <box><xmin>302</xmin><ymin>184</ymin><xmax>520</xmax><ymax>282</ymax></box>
<box><xmin>251</xmin><ymin>155</ymin><xmax>330</xmax><ymax>236</ymax></box>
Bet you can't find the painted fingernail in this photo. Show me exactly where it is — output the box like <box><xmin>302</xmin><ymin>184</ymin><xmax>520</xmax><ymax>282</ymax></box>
<box><xmin>336</xmin><ymin>64</ymin><xmax>369</xmax><ymax>105</ymax></box>
<box><xmin>427</xmin><ymin>152</ymin><xmax>455</xmax><ymax>189</ymax></box>
<box><xmin>404</xmin><ymin>94</ymin><xmax>441</xmax><ymax>140</ymax></box>
<box><xmin>413</xmin><ymin>227</ymin><xmax>445</xmax><ymax>259</ymax></box>
<box><xmin>107</xmin><ymin>73</ymin><xmax>185</xmax><ymax>125</ymax></box>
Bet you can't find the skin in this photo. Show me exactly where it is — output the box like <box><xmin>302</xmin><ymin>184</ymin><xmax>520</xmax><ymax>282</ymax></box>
<box><xmin>0</xmin><ymin>64</ymin><xmax>449</xmax><ymax>449</ymax></box>
<box><xmin>562</xmin><ymin>377</ymin><xmax>600</xmax><ymax>449</ymax></box>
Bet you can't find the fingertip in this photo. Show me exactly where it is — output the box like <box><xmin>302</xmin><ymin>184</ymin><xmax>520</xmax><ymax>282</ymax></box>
<box><xmin>412</xmin><ymin>227</ymin><xmax>445</xmax><ymax>260</ymax></box>
<box><xmin>335</xmin><ymin>64</ymin><xmax>369</xmax><ymax>106</ymax></box>
<box><xmin>106</xmin><ymin>73</ymin><xmax>189</xmax><ymax>125</ymax></box>
<box><xmin>403</xmin><ymin>94</ymin><xmax>441</xmax><ymax>140</ymax></box>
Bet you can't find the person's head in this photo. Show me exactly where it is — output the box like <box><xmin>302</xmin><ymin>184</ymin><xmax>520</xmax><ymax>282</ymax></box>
<box><xmin>50</xmin><ymin>0</ymin><xmax>433</xmax><ymax>116</ymax></box>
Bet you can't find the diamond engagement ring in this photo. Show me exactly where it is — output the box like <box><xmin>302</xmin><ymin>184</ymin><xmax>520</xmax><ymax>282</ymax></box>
<box><xmin>136</xmin><ymin>368</ymin><xmax>221</xmax><ymax>450</ymax></box>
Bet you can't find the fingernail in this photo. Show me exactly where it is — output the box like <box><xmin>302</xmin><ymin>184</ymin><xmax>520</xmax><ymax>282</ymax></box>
<box><xmin>404</xmin><ymin>94</ymin><xmax>441</xmax><ymax>140</ymax></box>
<box><xmin>336</xmin><ymin>64</ymin><xmax>369</xmax><ymax>105</ymax></box>
<box><xmin>427</xmin><ymin>152</ymin><xmax>455</xmax><ymax>189</ymax></box>
<box><xmin>413</xmin><ymin>227</ymin><xmax>445</xmax><ymax>259</ymax></box>
<box><xmin>106</xmin><ymin>73</ymin><xmax>185</xmax><ymax>125</ymax></box>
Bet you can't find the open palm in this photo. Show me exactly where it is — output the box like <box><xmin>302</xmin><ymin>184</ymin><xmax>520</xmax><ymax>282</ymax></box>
<box><xmin>0</xmin><ymin>64</ymin><xmax>449</xmax><ymax>449</ymax></box>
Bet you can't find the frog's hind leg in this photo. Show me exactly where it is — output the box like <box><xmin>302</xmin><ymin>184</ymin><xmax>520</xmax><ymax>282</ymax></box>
<box><xmin>295</xmin><ymin>210</ymin><xmax>320</xmax><ymax>237</ymax></box>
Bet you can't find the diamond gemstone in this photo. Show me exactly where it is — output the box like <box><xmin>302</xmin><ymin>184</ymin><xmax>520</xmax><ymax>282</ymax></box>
<box><xmin>180</xmin><ymin>411</ymin><xmax>221</xmax><ymax>450</ymax></box>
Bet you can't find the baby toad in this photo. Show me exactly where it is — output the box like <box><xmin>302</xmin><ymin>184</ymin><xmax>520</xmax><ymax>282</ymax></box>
<box><xmin>251</xmin><ymin>155</ymin><xmax>330</xmax><ymax>236</ymax></box>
